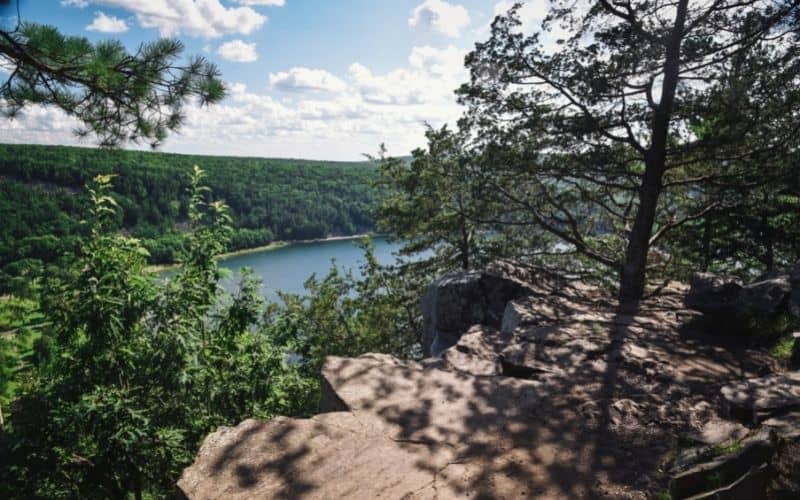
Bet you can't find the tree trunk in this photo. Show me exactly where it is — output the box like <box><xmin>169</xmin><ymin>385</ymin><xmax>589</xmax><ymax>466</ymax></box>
<box><xmin>620</xmin><ymin>155</ymin><xmax>665</xmax><ymax>303</ymax></box>
<box><xmin>619</xmin><ymin>0</ymin><xmax>689</xmax><ymax>304</ymax></box>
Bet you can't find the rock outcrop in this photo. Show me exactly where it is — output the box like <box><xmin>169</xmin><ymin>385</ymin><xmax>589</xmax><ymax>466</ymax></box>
<box><xmin>420</xmin><ymin>263</ymin><xmax>534</xmax><ymax>356</ymax></box>
<box><xmin>789</xmin><ymin>264</ymin><xmax>800</xmax><ymax>319</ymax></box>
<box><xmin>669</xmin><ymin>429</ymin><xmax>777</xmax><ymax>499</ymax></box>
<box><xmin>721</xmin><ymin>371</ymin><xmax>800</xmax><ymax>424</ymax></box>
<box><xmin>685</xmin><ymin>269</ymin><xmax>798</xmax><ymax>319</ymax></box>
<box><xmin>179</xmin><ymin>271</ymin><xmax>798</xmax><ymax>499</ymax></box>
<box><xmin>684</xmin><ymin>272</ymin><xmax>742</xmax><ymax>314</ymax></box>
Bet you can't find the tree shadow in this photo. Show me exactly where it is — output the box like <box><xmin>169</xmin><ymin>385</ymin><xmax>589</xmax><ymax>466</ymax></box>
<box><xmin>182</xmin><ymin>285</ymin><xmax>780</xmax><ymax>498</ymax></box>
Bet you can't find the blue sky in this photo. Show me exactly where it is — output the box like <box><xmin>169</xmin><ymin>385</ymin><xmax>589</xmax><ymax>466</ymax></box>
<box><xmin>1</xmin><ymin>1</ymin><xmax>550</xmax><ymax>160</ymax></box>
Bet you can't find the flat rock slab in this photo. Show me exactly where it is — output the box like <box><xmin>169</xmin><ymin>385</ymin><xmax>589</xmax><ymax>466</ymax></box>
<box><xmin>721</xmin><ymin>371</ymin><xmax>800</xmax><ymax>423</ymax></box>
<box><xmin>177</xmin><ymin>413</ymin><xmax>456</xmax><ymax>499</ymax></box>
<box><xmin>180</xmin><ymin>353</ymin><xmax>655</xmax><ymax>499</ymax></box>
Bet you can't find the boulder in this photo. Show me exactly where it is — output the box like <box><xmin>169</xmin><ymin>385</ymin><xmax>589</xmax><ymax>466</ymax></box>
<box><xmin>762</xmin><ymin>411</ymin><xmax>800</xmax><ymax>441</ymax></box>
<box><xmin>683</xmin><ymin>462</ymin><xmax>772</xmax><ymax>500</ymax></box>
<box><xmin>669</xmin><ymin>430</ymin><xmax>777</xmax><ymax>499</ymax></box>
<box><xmin>433</xmin><ymin>325</ymin><xmax>509</xmax><ymax>376</ymax></box>
<box><xmin>690</xmin><ymin>419</ymin><xmax>749</xmax><ymax>446</ymax></box>
<box><xmin>721</xmin><ymin>371</ymin><xmax>800</xmax><ymax>424</ymax></box>
<box><xmin>791</xmin><ymin>332</ymin><xmax>800</xmax><ymax>369</ymax></box>
<box><xmin>789</xmin><ymin>289</ymin><xmax>800</xmax><ymax>320</ymax></box>
<box><xmin>737</xmin><ymin>275</ymin><xmax>792</xmax><ymax>317</ymax></box>
<box><xmin>684</xmin><ymin>272</ymin><xmax>742</xmax><ymax>314</ymax></box>
<box><xmin>421</xmin><ymin>265</ymin><xmax>533</xmax><ymax>356</ymax></box>
<box><xmin>789</xmin><ymin>264</ymin><xmax>800</xmax><ymax>319</ymax></box>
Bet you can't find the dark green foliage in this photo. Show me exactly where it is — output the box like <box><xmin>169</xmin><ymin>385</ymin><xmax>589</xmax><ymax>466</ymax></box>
<box><xmin>376</xmin><ymin>127</ymin><xmax>503</xmax><ymax>275</ymax></box>
<box><xmin>275</xmin><ymin>238</ymin><xmax>426</xmax><ymax>364</ymax></box>
<box><xmin>0</xmin><ymin>172</ymin><xmax>412</xmax><ymax>498</ymax></box>
<box><xmin>0</xmin><ymin>143</ymin><xmax>379</xmax><ymax>293</ymax></box>
<box><xmin>455</xmin><ymin>0</ymin><xmax>800</xmax><ymax>301</ymax></box>
<box><xmin>1</xmin><ymin>23</ymin><xmax>225</xmax><ymax>147</ymax></box>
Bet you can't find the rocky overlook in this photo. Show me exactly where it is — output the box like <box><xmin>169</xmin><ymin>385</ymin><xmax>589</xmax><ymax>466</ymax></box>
<box><xmin>179</xmin><ymin>265</ymin><xmax>800</xmax><ymax>499</ymax></box>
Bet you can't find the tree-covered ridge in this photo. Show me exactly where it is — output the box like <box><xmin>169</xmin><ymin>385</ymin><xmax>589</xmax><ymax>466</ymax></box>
<box><xmin>0</xmin><ymin>143</ymin><xmax>379</xmax><ymax>291</ymax></box>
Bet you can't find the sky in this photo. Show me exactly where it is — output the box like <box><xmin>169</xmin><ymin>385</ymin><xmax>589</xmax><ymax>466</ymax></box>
<box><xmin>0</xmin><ymin>0</ymin><xmax>551</xmax><ymax>160</ymax></box>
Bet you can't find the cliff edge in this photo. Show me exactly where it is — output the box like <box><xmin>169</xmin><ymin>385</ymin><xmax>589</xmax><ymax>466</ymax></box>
<box><xmin>178</xmin><ymin>265</ymin><xmax>800</xmax><ymax>499</ymax></box>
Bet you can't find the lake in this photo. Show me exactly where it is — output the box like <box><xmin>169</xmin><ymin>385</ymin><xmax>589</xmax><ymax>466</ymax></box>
<box><xmin>215</xmin><ymin>236</ymin><xmax>407</xmax><ymax>301</ymax></box>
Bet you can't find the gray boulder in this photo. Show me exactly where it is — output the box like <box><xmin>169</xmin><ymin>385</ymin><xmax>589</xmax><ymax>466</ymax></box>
<box><xmin>421</xmin><ymin>264</ymin><xmax>533</xmax><ymax>356</ymax></box>
<box><xmin>789</xmin><ymin>289</ymin><xmax>800</xmax><ymax>320</ymax></box>
<box><xmin>685</xmin><ymin>271</ymin><xmax>793</xmax><ymax>318</ymax></box>
<box><xmin>685</xmin><ymin>272</ymin><xmax>742</xmax><ymax>314</ymax></box>
<box><xmin>789</xmin><ymin>264</ymin><xmax>800</xmax><ymax>319</ymax></box>
<box><xmin>669</xmin><ymin>429</ymin><xmax>776</xmax><ymax>499</ymax></box>
<box><xmin>721</xmin><ymin>371</ymin><xmax>800</xmax><ymax>424</ymax></box>
<box><xmin>738</xmin><ymin>275</ymin><xmax>792</xmax><ymax>317</ymax></box>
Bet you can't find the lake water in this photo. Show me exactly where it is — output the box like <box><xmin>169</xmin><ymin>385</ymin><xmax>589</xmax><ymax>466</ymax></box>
<box><xmin>216</xmin><ymin>236</ymin><xmax>407</xmax><ymax>301</ymax></box>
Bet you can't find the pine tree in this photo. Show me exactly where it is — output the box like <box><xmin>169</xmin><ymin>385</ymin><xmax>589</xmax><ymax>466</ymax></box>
<box><xmin>459</xmin><ymin>0</ymin><xmax>800</xmax><ymax>303</ymax></box>
<box><xmin>1</xmin><ymin>21</ymin><xmax>225</xmax><ymax>147</ymax></box>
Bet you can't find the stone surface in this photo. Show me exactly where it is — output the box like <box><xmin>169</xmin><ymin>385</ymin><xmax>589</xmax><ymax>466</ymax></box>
<box><xmin>669</xmin><ymin>430</ymin><xmax>776</xmax><ymax>499</ymax></box>
<box><xmin>738</xmin><ymin>275</ymin><xmax>792</xmax><ymax>317</ymax></box>
<box><xmin>181</xmin><ymin>274</ymin><xmax>790</xmax><ymax>499</ymax></box>
<box><xmin>721</xmin><ymin>371</ymin><xmax>800</xmax><ymax>423</ymax></box>
<box><xmin>684</xmin><ymin>462</ymin><xmax>772</xmax><ymax>500</ymax></box>
<box><xmin>420</xmin><ymin>265</ymin><xmax>533</xmax><ymax>356</ymax></box>
<box><xmin>789</xmin><ymin>289</ymin><xmax>800</xmax><ymax>320</ymax></box>
<box><xmin>177</xmin><ymin>413</ymin><xmax>456</xmax><ymax>500</ymax></box>
<box><xmin>433</xmin><ymin>325</ymin><xmax>508</xmax><ymax>376</ymax></box>
<box><xmin>792</xmin><ymin>333</ymin><xmax>800</xmax><ymax>369</ymax></box>
<box><xmin>762</xmin><ymin>411</ymin><xmax>800</xmax><ymax>441</ymax></box>
<box><xmin>689</xmin><ymin>419</ymin><xmax>749</xmax><ymax>446</ymax></box>
<box><xmin>684</xmin><ymin>272</ymin><xmax>742</xmax><ymax>314</ymax></box>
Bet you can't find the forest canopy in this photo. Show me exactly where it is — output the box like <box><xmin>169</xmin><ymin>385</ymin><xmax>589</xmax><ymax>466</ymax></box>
<box><xmin>0</xmin><ymin>143</ymin><xmax>379</xmax><ymax>292</ymax></box>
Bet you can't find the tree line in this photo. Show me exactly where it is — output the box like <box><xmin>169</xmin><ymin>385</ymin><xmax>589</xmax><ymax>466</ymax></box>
<box><xmin>0</xmin><ymin>143</ymin><xmax>379</xmax><ymax>293</ymax></box>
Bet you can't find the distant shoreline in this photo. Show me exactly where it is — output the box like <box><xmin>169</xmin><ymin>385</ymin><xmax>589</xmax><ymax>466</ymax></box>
<box><xmin>145</xmin><ymin>233</ymin><xmax>379</xmax><ymax>273</ymax></box>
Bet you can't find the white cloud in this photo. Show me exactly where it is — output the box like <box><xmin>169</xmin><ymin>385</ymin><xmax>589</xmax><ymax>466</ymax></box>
<box><xmin>61</xmin><ymin>0</ymin><xmax>90</xmax><ymax>7</ymax></box>
<box><xmin>236</xmin><ymin>0</ymin><xmax>286</xmax><ymax>5</ymax></box>
<box><xmin>492</xmin><ymin>0</ymin><xmax>570</xmax><ymax>47</ymax></box>
<box><xmin>269</xmin><ymin>68</ymin><xmax>348</xmax><ymax>94</ymax></box>
<box><xmin>217</xmin><ymin>40</ymin><xmax>258</xmax><ymax>62</ymax></box>
<box><xmin>409</xmin><ymin>0</ymin><xmax>470</xmax><ymax>38</ymax></box>
<box><xmin>86</xmin><ymin>12</ymin><xmax>129</xmax><ymax>33</ymax></box>
<box><xmin>65</xmin><ymin>1</ymin><xmax>267</xmax><ymax>38</ymax></box>
<box><xmin>408</xmin><ymin>45</ymin><xmax>465</xmax><ymax>77</ymax></box>
<box><xmin>1</xmin><ymin>43</ymin><xmax>470</xmax><ymax>160</ymax></box>
<box><xmin>349</xmin><ymin>45</ymin><xmax>467</xmax><ymax>105</ymax></box>
<box><xmin>0</xmin><ymin>102</ymin><xmax>88</xmax><ymax>147</ymax></box>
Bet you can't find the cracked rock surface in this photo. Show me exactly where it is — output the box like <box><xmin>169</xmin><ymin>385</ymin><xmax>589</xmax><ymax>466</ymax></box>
<box><xmin>179</xmin><ymin>278</ymin><xmax>791</xmax><ymax>499</ymax></box>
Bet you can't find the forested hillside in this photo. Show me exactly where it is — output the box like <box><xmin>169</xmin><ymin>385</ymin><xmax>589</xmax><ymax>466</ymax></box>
<box><xmin>0</xmin><ymin>143</ymin><xmax>378</xmax><ymax>291</ymax></box>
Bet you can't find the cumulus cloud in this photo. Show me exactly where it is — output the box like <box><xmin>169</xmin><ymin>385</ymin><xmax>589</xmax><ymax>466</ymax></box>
<box><xmin>492</xmin><ymin>0</ymin><xmax>571</xmax><ymax>48</ymax></box>
<box><xmin>408</xmin><ymin>45</ymin><xmax>465</xmax><ymax>77</ymax></box>
<box><xmin>2</xmin><ymin>43</ymin><xmax>469</xmax><ymax>160</ymax></box>
<box><xmin>217</xmin><ymin>40</ymin><xmax>258</xmax><ymax>62</ymax></box>
<box><xmin>269</xmin><ymin>68</ymin><xmax>348</xmax><ymax>94</ymax></box>
<box><xmin>64</xmin><ymin>1</ymin><xmax>267</xmax><ymax>38</ymax></box>
<box><xmin>349</xmin><ymin>45</ymin><xmax>467</xmax><ymax>105</ymax></box>
<box><xmin>236</xmin><ymin>0</ymin><xmax>286</xmax><ymax>5</ymax></box>
<box><xmin>0</xmin><ymin>102</ymin><xmax>88</xmax><ymax>147</ymax></box>
<box><xmin>86</xmin><ymin>12</ymin><xmax>129</xmax><ymax>33</ymax></box>
<box><xmin>409</xmin><ymin>0</ymin><xmax>471</xmax><ymax>38</ymax></box>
